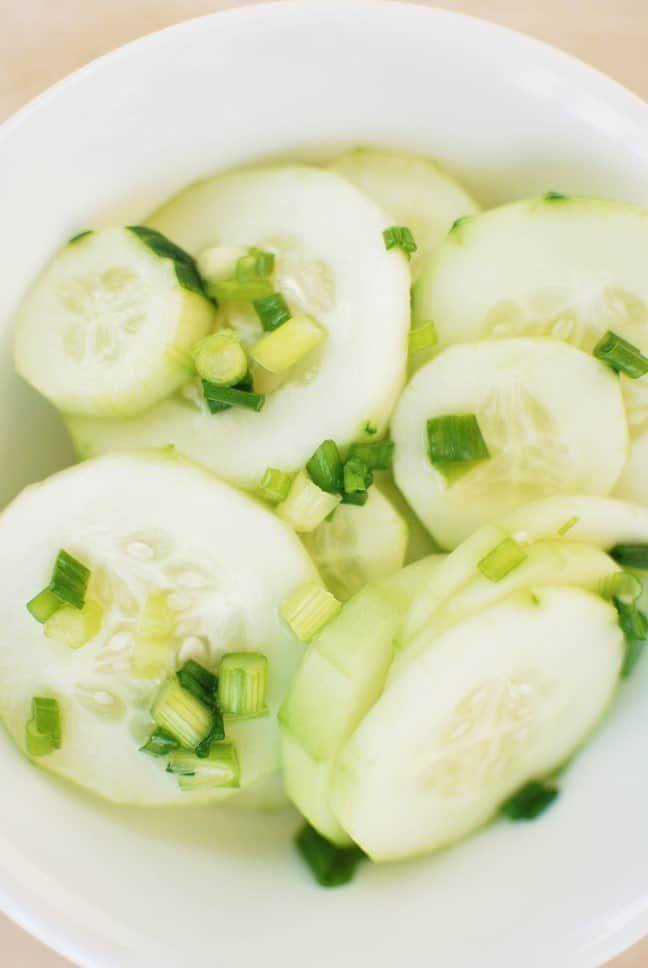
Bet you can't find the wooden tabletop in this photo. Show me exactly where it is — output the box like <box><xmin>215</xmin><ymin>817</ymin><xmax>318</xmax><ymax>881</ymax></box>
<box><xmin>1</xmin><ymin>1</ymin><xmax>647</xmax><ymax>965</ymax></box>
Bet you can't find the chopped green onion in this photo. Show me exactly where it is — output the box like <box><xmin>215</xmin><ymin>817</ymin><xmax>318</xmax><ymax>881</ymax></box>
<box><xmin>343</xmin><ymin>456</ymin><xmax>373</xmax><ymax>495</ymax></box>
<box><xmin>253</xmin><ymin>292</ymin><xmax>291</xmax><ymax>332</ymax></box>
<box><xmin>408</xmin><ymin>321</ymin><xmax>438</xmax><ymax>353</ymax></box>
<box><xmin>593</xmin><ymin>330</ymin><xmax>648</xmax><ymax>379</ymax></box>
<box><xmin>382</xmin><ymin>225</ymin><xmax>418</xmax><ymax>260</ymax></box>
<box><xmin>197</xmin><ymin>245</ymin><xmax>246</xmax><ymax>283</ymax></box>
<box><xmin>201</xmin><ymin>379</ymin><xmax>265</xmax><ymax>414</ymax></box>
<box><xmin>49</xmin><ymin>549</ymin><xmax>90</xmax><ymax>610</ymax></box>
<box><xmin>544</xmin><ymin>191</ymin><xmax>569</xmax><ymax>201</ymax></box>
<box><xmin>251</xmin><ymin>314</ymin><xmax>326</xmax><ymax>373</ymax></box>
<box><xmin>177</xmin><ymin>659</ymin><xmax>217</xmax><ymax>709</ymax></box>
<box><xmin>599</xmin><ymin>571</ymin><xmax>643</xmax><ymax>606</ymax></box>
<box><xmin>209</xmin><ymin>278</ymin><xmax>274</xmax><ymax>302</ymax></box>
<box><xmin>26</xmin><ymin>588</ymin><xmax>61</xmax><ymax>624</ymax></box>
<box><xmin>151</xmin><ymin>678</ymin><xmax>214</xmax><ymax>750</ymax></box>
<box><xmin>192</xmin><ymin>330</ymin><xmax>248</xmax><ymax>387</ymax></box>
<box><xmin>259</xmin><ymin>467</ymin><xmax>293</xmax><ymax>504</ymax></box>
<box><xmin>295</xmin><ymin>823</ymin><xmax>366</xmax><ymax>887</ymax></box>
<box><xmin>613</xmin><ymin>596</ymin><xmax>648</xmax><ymax>679</ymax></box>
<box><xmin>44</xmin><ymin>599</ymin><xmax>103</xmax><ymax>649</ymax></box>
<box><xmin>140</xmin><ymin>728</ymin><xmax>180</xmax><ymax>757</ymax></box>
<box><xmin>168</xmin><ymin>742</ymin><xmax>240</xmax><ymax>791</ymax></box>
<box><xmin>236</xmin><ymin>249</ymin><xmax>275</xmax><ymax>282</ymax></box>
<box><xmin>557</xmin><ymin>516</ymin><xmax>579</xmax><ymax>536</ymax></box>
<box><xmin>426</xmin><ymin>414</ymin><xmax>490</xmax><ymax>466</ymax></box>
<box><xmin>131</xmin><ymin>636</ymin><xmax>175</xmax><ymax>679</ymax></box>
<box><xmin>610</xmin><ymin>543</ymin><xmax>648</xmax><ymax>570</ymax></box>
<box><xmin>218</xmin><ymin>652</ymin><xmax>268</xmax><ymax>719</ymax></box>
<box><xmin>346</xmin><ymin>440</ymin><xmax>394</xmax><ymax>471</ymax></box>
<box><xmin>363</xmin><ymin>422</ymin><xmax>377</xmax><ymax>436</ymax></box>
<box><xmin>139</xmin><ymin>592</ymin><xmax>176</xmax><ymax>639</ymax></box>
<box><xmin>306</xmin><ymin>439</ymin><xmax>344</xmax><ymax>494</ymax></box>
<box><xmin>500</xmin><ymin>781</ymin><xmax>559</xmax><ymax>821</ymax></box>
<box><xmin>623</xmin><ymin>638</ymin><xmax>646</xmax><ymax>679</ymax></box>
<box><xmin>194</xmin><ymin>714</ymin><xmax>225</xmax><ymax>758</ymax></box>
<box><xmin>341</xmin><ymin>490</ymin><xmax>369</xmax><ymax>506</ymax></box>
<box><xmin>281</xmin><ymin>582</ymin><xmax>342</xmax><ymax>642</ymax></box>
<box><xmin>68</xmin><ymin>230</ymin><xmax>93</xmax><ymax>245</ymax></box>
<box><xmin>277</xmin><ymin>470</ymin><xmax>341</xmax><ymax>533</ymax></box>
<box><xmin>26</xmin><ymin>697</ymin><xmax>61</xmax><ymax>757</ymax></box>
<box><xmin>478</xmin><ymin>536</ymin><xmax>527</xmax><ymax>582</ymax></box>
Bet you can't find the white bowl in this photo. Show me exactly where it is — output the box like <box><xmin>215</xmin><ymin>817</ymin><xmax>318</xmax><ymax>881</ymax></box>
<box><xmin>2</xmin><ymin>3</ymin><xmax>648</xmax><ymax>965</ymax></box>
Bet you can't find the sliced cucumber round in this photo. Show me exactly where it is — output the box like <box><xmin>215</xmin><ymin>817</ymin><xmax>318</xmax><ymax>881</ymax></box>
<box><xmin>67</xmin><ymin>167</ymin><xmax>410</xmax><ymax>489</ymax></box>
<box><xmin>500</xmin><ymin>494</ymin><xmax>648</xmax><ymax>550</ymax></box>
<box><xmin>391</xmin><ymin>339</ymin><xmax>628</xmax><ymax>549</ymax></box>
<box><xmin>330</xmin><ymin>586</ymin><xmax>623</xmax><ymax>861</ymax></box>
<box><xmin>327</xmin><ymin>148</ymin><xmax>480</xmax><ymax>277</ymax></box>
<box><xmin>0</xmin><ymin>452</ymin><xmax>318</xmax><ymax>806</ymax></box>
<box><xmin>413</xmin><ymin>196</ymin><xmax>648</xmax><ymax>352</ymax></box>
<box><xmin>14</xmin><ymin>228</ymin><xmax>214</xmax><ymax>417</ymax></box>
<box><xmin>279</xmin><ymin>586</ymin><xmax>403</xmax><ymax>843</ymax></box>
<box><xmin>301</xmin><ymin>486</ymin><xmax>407</xmax><ymax>601</ymax></box>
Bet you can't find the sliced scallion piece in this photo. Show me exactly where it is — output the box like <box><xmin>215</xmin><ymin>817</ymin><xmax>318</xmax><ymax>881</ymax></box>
<box><xmin>26</xmin><ymin>588</ymin><xmax>61</xmax><ymax>624</ymax></box>
<box><xmin>192</xmin><ymin>330</ymin><xmax>248</xmax><ymax>387</ymax></box>
<box><xmin>426</xmin><ymin>414</ymin><xmax>490</xmax><ymax>466</ymax></box>
<box><xmin>218</xmin><ymin>652</ymin><xmax>268</xmax><ymax>719</ymax></box>
<box><xmin>306</xmin><ymin>439</ymin><xmax>344</xmax><ymax>494</ymax></box>
<box><xmin>346</xmin><ymin>440</ymin><xmax>394</xmax><ymax>471</ymax></box>
<box><xmin>253</xmin><ymin>292</ymin><xmax>291</xmax><ymax>332</ymax></box>
<box><xmin>343</xmin><ymin>456</ymin><xmax>373</xmax><ymax>495</ymax></box>
<box><xmin>599</xmin><ymin>571</ymin><xmax>642</xmax><ymax>606</ymax></box>
<box><xmin>251</xmin><ymin>314</ymin><xmax>326</xmax><ymax>373</ymax></box>
<box><xmin>408</xmin><ymin>321</ymin><xmax>438</xmax><ymax>353</ymax></box>
<box><xmin>259</xmin><ymin>467</ymin><xmax>293</xmax><ymax>504</ymax></box>
<box><xmin>478</xmin><ymin>536</ymin><xmax>527</xmax><ymax>582</ymax></box>
<box><xmin>168</xmin><ymin>742</ymin><xmax>240</xmax><ymax>791</ymax></box>
<box><xmin>177</xmin><ymin>659</ymin><xmax>218</xmax><ymax>708</ymax></box>
<box><xmin>340</xmin><ymin>490</ymin><xmax>369</xmax><ymax>506</ymax></box>
<box><xmin>363</xmin><ymin>422</ymin><xmax>377</xmax><ymax>436</ymax></box>
<box><xmin>151</xmin><ymin>678</ymin><xmax>214</xmax><ymax>750</ymax></box>
<box><xmin>295</xmin><ymin>823</ymin><xmax>366</xmax><ymax>887</ymax></box>
<box><xmin>201</xmin><ymin>379</ymin><xmax>265</xmax><ymax>414</ymax></box>
<box><xmin>140</xmin><ymin>728</ymin><xmax>180</xmax><ymax>757</ymax></box>
<box><xmin>610</xmin><ymin>543</ymin><xmax>648</xmax><ymax>570</ymax></box>
<box><xmin>557</xmin><ymin>516</ymin><xmax>579</xmax><ymax>536</ymax></box>
<box><xmin>277</xmin><ymin>470</ymin><xmax>341</xmax><ymax>533</ymax></box>
<box><xmin>194</xmin><ymin>714</ymin><xmax>225</xmax><ymax>758</ymax></box>
<box><xmin>49</xmin><ymin>549</ymin><xmax>90</xmax><ymax>610</ymax></box>
<box><xmin>593</xmin><ymin>330</ymin><xmax>648</xmax><ymax>379</ymax></box>
<box><xmin>197</xmin><ymin>245</ymin><xmax>246</xmax><ymax>284</ymax></box>
<box><xmin>382</xmin><ymin>225</ymin><xmax>418</xmax><ymax>260</ymax></box>
<box><xmin>613</xmin><ymin>596</ymin><xmax>648</xmax><ymax>677</ymax></box>
<box><xmin>208</xmin><ymin>278</ymin><xmax>274</xmax><ymax>302</ymax></box>
<box><xmin>26</xmin><ymin>697</ymin><xmax>62</xmax><ymax>758</ymax></box>
<box><xmin>236</xmin><ymin>249</ymin><xmax>275</xmax><ymax>282</ymax></box>
<box><xmin>280</xmin><ymin>582</ymin><xmax>341</xmax><ymax>642</ymax></box>
<box><xmin>500</xmin><ymin>781</ymin><xmax>559</xmax><ymax>821</ymax></box>
<box><xmin>44</xmin><ymin>599</ymin><xmax>103</xmax><ymax>650</ymax></box>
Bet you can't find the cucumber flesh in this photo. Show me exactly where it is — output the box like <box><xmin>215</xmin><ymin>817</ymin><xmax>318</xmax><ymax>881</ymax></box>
<box><xmin>500</xmin><ymin>494</ymin><xmax>648</xmax><ymax>551</ymax></box>
<box><xmin>301</xmin><ymin>486</ymin><xmax>407</xmax><ymax>601</ymax></box>
<box><xmin>330</xmin><ymin>586</ymin><xmax>623</xmax><ymax>861</ymax></box>
<box><xmin>279</xmin><ymin>587</ymin><xmax>401</xmax><ymax>843</ymax></box>
<box><xmin>395</xmin><ymin>539</ymin><xmax>619</xmax><ymax>674</ymax></box>
<box><xmin>413</xmin><ymin>196</ymin><xmax>648</xmax><ymax>353</ymax></box>
<box><xmin>66</xmin><ymin>167</ymin><xmax>410</xmax><ymax>490</ymax></box>
<box><xmin>374</xmin><ymin>471</ymin><xmax>439</xmax><ymax>563</ymax></box>
<box><xmin>14</xmin><ymin>228</ymin><xmax>213</xmax><ymax>417</ymax></box>
<box><xmin>327</xmin><ymin>148</ymin><xmax>480</xmax><ymax>278</ymax></box>
<box><xmin>0</xmin><ymin>452</ymin><xmax>318</xmax><ymax>806</ymax></box>
<box><xmin>391</xmin><ymin>339</ymin><xmax>628</xmax><ymax>549</ymax></box>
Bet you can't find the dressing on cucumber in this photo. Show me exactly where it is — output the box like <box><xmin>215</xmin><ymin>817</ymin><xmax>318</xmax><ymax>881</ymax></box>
<box><xmin>0</xmin><ymin>452</ymin><xmax>318</xmax><ymax>806</ymax></box>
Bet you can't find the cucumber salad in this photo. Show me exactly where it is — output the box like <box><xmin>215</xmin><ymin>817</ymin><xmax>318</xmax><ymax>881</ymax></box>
<box><xmin>8</xmin><ymin>148</ymin><xmax>648</xmax><ymax>886</ymax></box>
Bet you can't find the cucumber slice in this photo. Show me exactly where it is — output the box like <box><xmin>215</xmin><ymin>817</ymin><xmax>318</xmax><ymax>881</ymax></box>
<box><xmin>374</xmin><ymin>471</ymin><xmax>439</xmax><ymax>563</ymax></box>
<box><xmin>327</xmin><ymin>148</ymin><xmax>480</xmax><ymax>278</ymax></box>
<box><xmin>0</xmin><ymin>452</ymin><xmax>318</xmax><ymax>806</ymax></box>
<box><xmin>67</xmin><ymin>167</ymin><xmax>410</xmax><ymax>489</ymax></box>
<box><xmin>301</xmin><ymin>486</ymin><xmax>407</xmax><ymax>601</ymax></box>
<box><xmin>279</xmin><ymin>587</ymin><xmax>401</xmax><ymax>844</ymax></box>
<box><xmin>391</xmin><ymin>339</ymin><xmax>628</xmax><ymax>549</ymax></box>
<box><xmin>330</xmin><ymin>586</ymin><xmax>623</xmax><ymax>861</ymax></box>
<box><xmin>396</xmin><ymin>539</ymin><xmax>620</xmax><ymax>672</ymax></box>
<box><xmin>413</xmin><ymin>196</ymin><xmax>648</xmax><ymax>352</ymax></box>
<box><xmin>500</xmin><ymin>494</ymin><xmax>648</xmax><ymax>551</ymax></box>
<box><xmin>14</xmin><ymin>228</ymin><xmax>213</xmax><ymax>418</ymax></box>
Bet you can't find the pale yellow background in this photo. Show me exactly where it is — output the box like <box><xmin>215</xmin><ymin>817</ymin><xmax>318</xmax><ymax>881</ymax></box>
<box><xmin>1</xmin><ymin>1</ymin><xmax>647</xmax><ymax>965</ymax></box>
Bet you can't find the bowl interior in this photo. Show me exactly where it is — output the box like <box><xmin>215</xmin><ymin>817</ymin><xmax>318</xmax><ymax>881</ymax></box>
<box><xmin>1</xmin><ymin>3</ymin><xmax>648</xmax><ymax>966</ymax></box>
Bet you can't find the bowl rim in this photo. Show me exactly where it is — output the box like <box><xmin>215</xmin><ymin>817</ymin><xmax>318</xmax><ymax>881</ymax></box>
<box><xmin>1</xmin><ymin>2</ymin><xmax>648</xmax><ymax>966</ymax></box>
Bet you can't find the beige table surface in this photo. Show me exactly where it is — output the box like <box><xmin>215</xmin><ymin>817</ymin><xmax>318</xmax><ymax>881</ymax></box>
<box><xmin>1</xmin><ymin>0</ymin><xmax>647</xmax><ymax>964</ymax></box>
